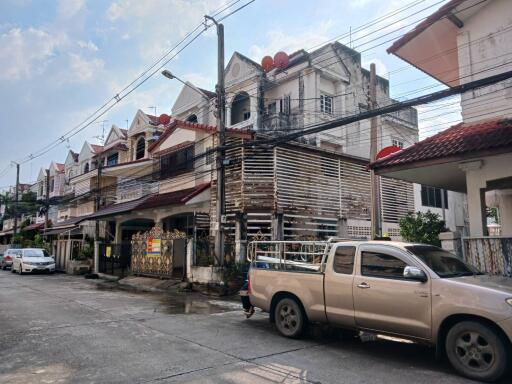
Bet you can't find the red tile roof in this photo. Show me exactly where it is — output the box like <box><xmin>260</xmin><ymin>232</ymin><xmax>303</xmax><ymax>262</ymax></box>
<box><xmin>55</xmin><ymin>163</ymin><xmax>65</xmax><ymax>172</ymax></box>
<box><xmin>371</xmin><ymin>118</ymin><xmax>512</xmax><ymax>170</ymax></box>
<box><xmin>387</xmin><ymin>0</ymin><xmax>465</xmax><ymax>54</ymax></box>
<box><xmin>24</xmin><ymin>222</ymin><xmax>45</xmax><ymax>231</ymax></box>
<box><xmin>138</xmin><ymin>183</ymin><xmax>210</xmax><ymax>210</ymax></box>
<box><xmin>120</xmin><ymin>128</ymin><xmax>128</xmax><ymax>138</ymax></box>
<box><xmin>83</xmin><ymin>183</ymin><xmax>211</xmax><ymax>221</ymax></box>
<box><xmin>90</xmin><ymin>144</ymin><xmax>104</xmax><ymax>154</ymax></box>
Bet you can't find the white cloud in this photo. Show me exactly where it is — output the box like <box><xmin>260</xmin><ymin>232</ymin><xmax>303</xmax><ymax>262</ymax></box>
<box><xmin>77</xmin><ymin>40</ymin><xmax>98</xmax><ymax>51</ymax></box>
<box><xmin>0</xmin><ymin>27</ymin><xmax>67</xmax><ymax>80</ymax></box>
<box><xmin>106</xmin><ymin>0</ymin><xmax>224</xmax><ymax>59</ymax></box>
<box><xmin>249</xmin><ymin>20</ymin><xmax>333</xmax><ymax>61</ymax></box>
<box><xmin>66</xmin><ymin>53</ymin><xmax>104</xmax><ymax>83</ymax></box>
<box><xmin>58</xmin><ymin>0</ymin><xmax>86</xmax><ymax>18</ymax></box>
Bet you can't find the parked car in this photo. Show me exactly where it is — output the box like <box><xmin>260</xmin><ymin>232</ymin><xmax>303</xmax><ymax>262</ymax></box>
<box><xmin>1</xmin><ymin>249</ymin><xmax>22</xmax><ymax>270</ymax></box>
<box><xmin>246</xmin><ymin>240</ymin><xmax>512</xmax><ymax>382</ymax></box>
<box><xmin>11</xmin><ymin>248</ymin><xmax>55</xmax><ymax>275</ymax></box>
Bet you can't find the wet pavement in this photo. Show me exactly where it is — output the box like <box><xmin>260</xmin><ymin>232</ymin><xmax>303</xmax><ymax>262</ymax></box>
<box><xmin>0</xmin><ymin>271</ymin><xmax>508</xmax><ymax>383</ymax></box>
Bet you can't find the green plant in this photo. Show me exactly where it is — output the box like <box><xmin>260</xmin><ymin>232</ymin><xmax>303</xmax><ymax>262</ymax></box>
<box><xmin>76</xmin><ymin>245</ymin><xmax>93</xmax><ymax>261</ymax></box>
<box><xmin>222</xmin><ymin>262</ymin><xmax>247</xmax><ymax>285</ymax></box>
<box><xmin>399</xmin><ymin>210</ymin><xmax>446</xmax><ymax>246</ymax></box>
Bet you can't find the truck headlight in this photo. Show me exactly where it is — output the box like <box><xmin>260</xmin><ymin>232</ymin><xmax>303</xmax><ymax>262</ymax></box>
<box><xmin>506</xmin><ymin>298</ymin><xmax>512</xmax><ymax>307</ymax></box>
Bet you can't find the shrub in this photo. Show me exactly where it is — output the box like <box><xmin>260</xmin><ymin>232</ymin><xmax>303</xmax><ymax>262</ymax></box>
<box><xmin>399</xmin><ymin>210</ymin><xmax>445</xmax><ymax>246</ymax></box>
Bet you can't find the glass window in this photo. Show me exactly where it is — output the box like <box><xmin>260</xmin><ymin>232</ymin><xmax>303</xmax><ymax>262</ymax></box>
<box><xmin>361</xmin><ymin>251</ymin><xmax>407</xmax><ymax>279</ymax></box>
<box><xmin>406</xmin><ymin>245</ymin><xmax>481</xmax><ymax>278</ymax></box>
<box><xmin>320</xmin><ymin>94</ymin><xmax>333</xmax><ymax>114</ymax></box>
<box><xmin>421</xmin><ymin>185</ymin><xmax>448</xmax><ymax>209</ymax></box>
<box><xmin>392</xmin><ymin>139</ymin><xmax>404</xmax><ymax>149</ymax></box>
<box><xmin>107</xmin><ymin>153</ymin><xmax>119</xmax><ymax>166</ymax></box>
<box><xmin>267</xmin><ymin>102</ymin><xmax>276</xmax><ymax>114</ymax></box>
<box><xmin>333</xmin><ymin>246</ymin><xmax>355</xmax><ymax>274</ymax></box>
<box><xmin>160</xmin><ymin>146</ymin><xmax>194</xmax><ymax>178</ymax></box>
<box><xmin>136</xmin><ymin>137</ymin><xmax>145</xmax><ymax>160</ymax></box>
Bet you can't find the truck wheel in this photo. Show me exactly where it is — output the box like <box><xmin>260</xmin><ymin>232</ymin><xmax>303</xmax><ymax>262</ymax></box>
<box><xmin>274</xmin><ymin>297</ymin><xmax>305</xmax><ymax>338</ymax></box>
<box><xmin>445</xmin><ymin>320</ymin><xmax>508</xmax><ymax>382</ymax></box>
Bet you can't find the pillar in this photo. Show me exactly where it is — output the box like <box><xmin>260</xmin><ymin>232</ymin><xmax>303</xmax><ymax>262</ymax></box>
<box><xmin>460</xmin><ymin>161</ymin><xmax>487</xmax><ymax>237</ymax></box>
<box><xmin>235</xmin><ymin>212</ymin><xmax>247</xmax><ymax>263</ymax></box>
<box><xmin>496</xmin><ymin>189</ymin><xmax>512</xmax><ymax>236</ymax></box>
<box><xmin>337</xmin><ymin>216</ymin><xmax>348</xmax><ymax>238</ymax></box>
<box><xmin>272</xmin><ymin>213</ymin><xmax>284</xmax><ymax>241</ymax></box>
<box><xmin>114</xmin><ymin>220</ymin><xmax>122</xmax><ymax>243</ymax></box>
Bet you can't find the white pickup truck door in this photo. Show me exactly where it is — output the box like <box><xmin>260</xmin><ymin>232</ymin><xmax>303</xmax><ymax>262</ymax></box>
<box><xmin>353</xmin><ymin>245</ymin><xmax>432</xmax><ymax>340</ymax></box>
<box><xmin>324</xmin><ymin>245</ymin><xmax>356</xmax><ymax>327</ymax></box>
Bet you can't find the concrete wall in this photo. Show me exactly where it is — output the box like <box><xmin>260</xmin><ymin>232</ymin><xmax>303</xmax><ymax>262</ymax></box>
<box><xmin>458</xmin><ymin>0</ymin><xmax>512</xmax><ymax>123</ymax></box>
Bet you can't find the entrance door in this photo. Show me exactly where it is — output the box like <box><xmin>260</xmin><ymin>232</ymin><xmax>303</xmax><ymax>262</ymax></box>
<box><xmin>353</xmin><ymin>245</ymin><xmax>431</xmax><ymax>340</ymax></box>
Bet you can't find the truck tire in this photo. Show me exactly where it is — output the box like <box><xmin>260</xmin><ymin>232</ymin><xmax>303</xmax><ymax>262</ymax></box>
<box><xmin>274</xmin><ymin>297</ymin><xmax>305</xmax><ymax>338</ymax></box>
<box><xmin>445</xmin><ymin>320</ymin><xmax>508</xmax><ymax>382</ymax></box>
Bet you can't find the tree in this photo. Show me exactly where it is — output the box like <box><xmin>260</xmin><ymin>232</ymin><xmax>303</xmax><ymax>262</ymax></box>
<box><xmin>399</xmin><ymin>211</ymin><xmax>446</xmax><ymax>246</ymax></box>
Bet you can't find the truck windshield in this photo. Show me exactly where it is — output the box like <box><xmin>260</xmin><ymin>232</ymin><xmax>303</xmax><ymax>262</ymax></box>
<box><xmin>405</xmin><ymin>245</ymin><xmax>483</xmax><ymax>278</ymax></box>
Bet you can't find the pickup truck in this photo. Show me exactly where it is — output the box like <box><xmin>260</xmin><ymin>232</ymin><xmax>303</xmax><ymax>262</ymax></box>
<box><xmin>247</xmin><ymin>240</ymin><xmax>512</xmax><ymax>382</ymax></box>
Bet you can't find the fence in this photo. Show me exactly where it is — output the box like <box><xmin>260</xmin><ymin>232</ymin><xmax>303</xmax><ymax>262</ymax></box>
<box><xmin>462</xmin><ymin>237</ymin><xmax>512</xmax><ymax>277</ymax></box>
<box><xmin>99</xmin><ymin>242</ymin><xmax>132</xmax><ymax>277</ymax></box>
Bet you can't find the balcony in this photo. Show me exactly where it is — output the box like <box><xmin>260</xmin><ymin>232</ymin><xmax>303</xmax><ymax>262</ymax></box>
<box><xmin>261</xmin><ymin>112</ymin><xmax>302</xmax><ymax>132</ymax></box>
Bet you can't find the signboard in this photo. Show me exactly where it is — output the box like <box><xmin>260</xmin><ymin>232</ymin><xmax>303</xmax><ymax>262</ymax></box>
<box><xmin>106</xmin><ymin>246</ymin><xmax>112</xmax><ymax>258</ymax></box>
<box><xmin>146</xmin><ymin>236</ymin><xmax>161</xmax><ymax>258</ymax></box>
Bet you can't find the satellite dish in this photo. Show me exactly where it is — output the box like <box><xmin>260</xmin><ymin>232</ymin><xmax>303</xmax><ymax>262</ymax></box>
<box><xmin>261</xmin><ymin>56</ymin><xmax>274</xmax><ymax>72</ymax></box>
<box><xmin>274</xmin><ymin>51</ymin><xmax>289</xmax><ymax>70</ymax></box>
<box><xmin>159</xmin><ymin>114</ymin><xmax>171</xmax><ymax>125</ymax></box>
<box><xmin>376</xmin><ymin>145</ymin><xmax>402</xmax><ymax>160</ymax></box>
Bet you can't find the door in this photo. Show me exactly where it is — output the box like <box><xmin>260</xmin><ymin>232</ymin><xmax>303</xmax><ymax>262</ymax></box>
<box><xmin>324</xmin><ymin>245</ymin><xmax>356</xmax><ymax>327</ymax></box>
<box><xmin>353</xmin><ymin>245</ymin><xmax>431</xmax><ymax>340</ymax></box>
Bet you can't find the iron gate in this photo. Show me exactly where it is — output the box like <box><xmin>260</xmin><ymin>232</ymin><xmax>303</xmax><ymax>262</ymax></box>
<box><xmin>99</xmin><ymin>242</ymin><xmax>132</xmax><ymax>276</ymax></box>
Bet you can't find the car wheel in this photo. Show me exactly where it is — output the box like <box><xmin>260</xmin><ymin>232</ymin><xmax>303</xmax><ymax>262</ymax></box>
<box><xmin>11</xmin><ymin>266</ymin><xmax>15</xmax><ymax>273</ymax></box>
<box><xmin>445</xmin><ymin>320</ymin><xmax>508</xmax><ymax>382</ymax></box>
<box><xmin>274</xmin><ymin>297</ymin><xmax>306</xmax><ymax>338</ymax></box>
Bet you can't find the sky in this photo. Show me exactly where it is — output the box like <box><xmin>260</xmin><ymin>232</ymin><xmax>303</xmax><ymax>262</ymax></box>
<box><xmin>0</xmin><ymin>0</ymin><xmax>460</xmax><ymax>189</ymax></box>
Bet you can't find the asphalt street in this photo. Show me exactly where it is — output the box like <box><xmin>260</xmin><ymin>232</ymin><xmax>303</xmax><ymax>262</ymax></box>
<box><xmin>0</xmin><ymin>271</ymin><xmax>504</xmax><ymax>384</ymax></box>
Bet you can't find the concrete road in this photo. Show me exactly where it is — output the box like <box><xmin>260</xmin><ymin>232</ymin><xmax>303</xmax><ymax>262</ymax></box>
<box><xmin>0</xmin><ymin>271</ymin><xmax>503</xmax><ymax>384</ymax></box>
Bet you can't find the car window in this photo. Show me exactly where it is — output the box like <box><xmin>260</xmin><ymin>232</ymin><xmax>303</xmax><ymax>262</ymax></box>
<box><xmin>23</xmin><ymin>249</ymin><xmax>45</xmax><ymax>257</ymax></box>
<box><xmin>361</xmin><ymin>251</ymin><xmax>407</xmax><ymax>279</ymax></box>
<box><xmin>333</xmin><ymin>246</ymin><xmax>355</xmax><ymax>274</ymax></box>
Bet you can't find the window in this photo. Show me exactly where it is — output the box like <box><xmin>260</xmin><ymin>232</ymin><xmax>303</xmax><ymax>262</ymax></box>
<box><xmin>243</xmin><ymin>111</ymin><xmax>251</xmax><ymax>120</ymax></box>
<box><xmin>83</xmin><ymin>163</ymin><xmax>90</xmax><ymax>173</ymax></box>
<box><xmin>267</xmin><ymin>102</ymin><xmax>276</xmax><ymax>115</ymax></box>
<box><xmin>160</xmin><ymin>146</ymin><xmax>194</xmax><ymax>178</ymax></box>
<box><xmin>421</xmin><ymin>185</ymin><xmax>448</xmax><ymax>209</ymax></box>
<box><xmin>333</xmin><ymin>246</ymin><xmax>355</xmax><ymax>274</ymax></box>
<box><xmin>107</xmin><ymin>153</ymin><xmax>119</xmax><ymax>166</ymax></box>
<box><xmin>50</xmin><ymin>178</ymin><xmax>55</xmax><ymax>192</ymax></box>
<box><xmin>39</xmin><ymin>183</ymin><xmax>43</xmax><ymax>196</ymax></box>
<box><xmin>392</xmin><ymin>139</ymin><xmax>404</xmax><ymax>149</ymax></box>
<box><xmin>186</xmin><ymin>114</ymin><xmax>198</xmax><ymax>123</ymax></box>
<box><xmin>361</xmin><ymin>251</ymin><xmax>407</xmax><ymax>279</ymax></box>
<box><xmin>281</xmin><ymin>94</ymin><xmax>291</xmax><ymax>115</ymax></box>
<box><xmin>320</xmin><ymin>94</ymin><xmax>333</xmax><ymax>114</ymax></box>
<box><xmin>231</xmin><ymin>92</ymin><xmax>251</xmax><ymax>124</ymax></box>
<box><xmin>136</xmin><ymin>137</ymin><xmax>145</xmax><ymax>160</ymax></box>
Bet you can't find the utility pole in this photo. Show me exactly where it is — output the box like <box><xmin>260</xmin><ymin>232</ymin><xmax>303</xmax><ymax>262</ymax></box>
<box><xmin>369</xmin><ymin>63</ymin><xmax>382</xmax><ymax>239</ymax></box>
<box><xmin>205</xmin><ymin>15</ymin><xmax>226</xmax><ymax>265</ymax></box>
<box><xmin>45</xmin><ymin>169</ymin><xmax>50</xmax><ymax>230</ymax></box>
<box><xmin>95</xmin><ymin>162</ymin><xmax>102</xmax><ymax>241</ymax></box>
<box><xmin>12</xmin><ymin>162</ymin><xmax>20</xmax><ymax>237</ymax></box>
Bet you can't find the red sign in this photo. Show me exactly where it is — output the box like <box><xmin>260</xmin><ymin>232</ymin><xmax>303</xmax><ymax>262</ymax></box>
<box><xmin>376</xmin><ymin>145</ymin><xmax>402</xmax><ymax>160</ymax></box>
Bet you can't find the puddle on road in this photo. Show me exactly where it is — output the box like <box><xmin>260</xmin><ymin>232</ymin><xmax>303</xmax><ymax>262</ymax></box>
<box><xmin>156</xmin><ymin>293</ymin><xmax>242</xmax><ymax>315</ymax></box>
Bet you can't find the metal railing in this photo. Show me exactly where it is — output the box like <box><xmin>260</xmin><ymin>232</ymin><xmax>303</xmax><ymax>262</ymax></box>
<box><xmin>247</xmin><ymin>240</ymin><xmax>332</xmax><ymax>273</ymax></box>
<box><xmin>462</xmin><ymin>236</ymin><xmax>512</xmax><ymax>277</ymax></box>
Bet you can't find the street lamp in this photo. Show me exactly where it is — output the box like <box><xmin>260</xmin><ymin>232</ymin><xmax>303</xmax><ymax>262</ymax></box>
<box><xmin>161</xmin><ymin>70</ymin><xmax>210</xmax><ymax>100</ymax></box>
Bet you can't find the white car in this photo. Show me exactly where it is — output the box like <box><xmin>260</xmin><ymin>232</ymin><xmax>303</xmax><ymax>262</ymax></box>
<box><xmin>11</xmin><ymin>248</ymin><xmax>56</xmax><ymax>275</ymax></box>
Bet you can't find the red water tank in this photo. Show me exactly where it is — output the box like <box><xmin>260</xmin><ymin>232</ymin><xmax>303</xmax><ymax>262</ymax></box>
<box><xmin>274</xmin><ymin>51</ymin><xmax>289</xmax><ymax>70</ymax></box>
<box><xmin>159</xmin><ymin>114</ymin><xmax>171</xmax><ymax>125</ymax></box>
<box><xmin>261</xmin><ymin>56</ymin><xmax>274</xmax><ymax>72</ymax></box>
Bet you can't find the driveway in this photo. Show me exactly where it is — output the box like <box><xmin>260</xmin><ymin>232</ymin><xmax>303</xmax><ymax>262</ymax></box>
<box><xmin>0</xmin><ymin>271</ymin><xmax>501</xmax><ymax>383</ymax></box>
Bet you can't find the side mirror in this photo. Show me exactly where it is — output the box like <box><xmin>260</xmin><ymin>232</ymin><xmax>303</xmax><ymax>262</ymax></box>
<box><xmin>403</xmin><ymin>266</ymin><xmax>427</xmax><ymax>282</ymax></box>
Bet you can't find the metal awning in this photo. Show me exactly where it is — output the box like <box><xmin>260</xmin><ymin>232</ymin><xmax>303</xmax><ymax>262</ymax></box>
<box><xmin>44</xmin><ymin>226</ymin><xmax>81</xmax><ymax>236</ymax></box>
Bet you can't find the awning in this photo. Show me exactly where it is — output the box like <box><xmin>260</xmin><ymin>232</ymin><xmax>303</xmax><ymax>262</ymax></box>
<box><xmin>84</xmin><ymin>182</ymin><xmax>211</xmax><ymax>221</ymax></box>
<box><xmin>24</xmin><ymin>222</ymin><xmax>45</xmax><ymax>231</ymax></box>
<box><xmin>0</xmin><ymin>229</ymin><xmax>13</xmax><ymax>237</ymax></box>
<box><xmin>44</xmin><ymin>226</ymin><xmax>81</xmax><ymax>236</ymax></box>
